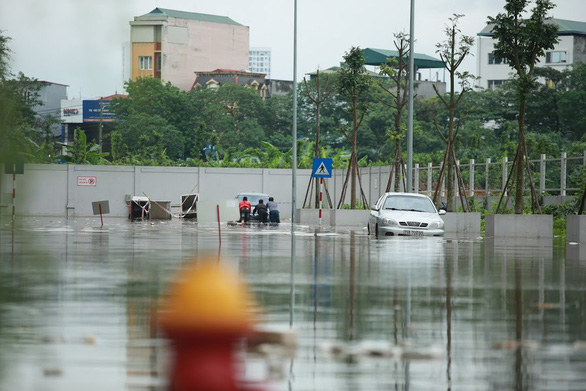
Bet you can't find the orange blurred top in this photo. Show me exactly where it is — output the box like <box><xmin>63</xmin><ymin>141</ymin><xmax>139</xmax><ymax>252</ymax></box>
<box><xmin>159</xmin><ymin>259</ymin><xmax>257</xmax><ymax>333</ymax></box>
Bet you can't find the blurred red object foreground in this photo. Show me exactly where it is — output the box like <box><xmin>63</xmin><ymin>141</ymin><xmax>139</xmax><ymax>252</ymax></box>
<box><xmin>159</xmin><ymin>258</ymin><xmax>264</xmax><ymax>391</ymax></box>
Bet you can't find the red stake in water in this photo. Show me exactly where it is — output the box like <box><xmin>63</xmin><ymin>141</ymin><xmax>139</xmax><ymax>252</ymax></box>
<box><xmin>217</xmin><ymin>204</ymin><xmax>222</xmax><ymax>257</ymax></box>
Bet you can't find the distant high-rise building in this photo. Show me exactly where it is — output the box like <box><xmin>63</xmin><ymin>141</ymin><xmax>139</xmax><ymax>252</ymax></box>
<box><xmin>249</xmin><ymin>48</ymin><xmax>271</xmax><ymax>78</ymax></box>
<box><xmin>129</xmin><ymin>8</ymin><xmax>249</xmax><ymax>91</ymax></box>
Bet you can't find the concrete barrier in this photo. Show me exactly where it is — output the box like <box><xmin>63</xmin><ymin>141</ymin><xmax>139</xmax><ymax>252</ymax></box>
<box><xmin>330</xmin><ymin>210</ymin><xmax>370</xmax><ymax>228</ymax></box>
<box><xmin>197</xmin><ymin>200</ymin><xmax>239</xmax><ymax>223</ymax></box>
<box><xmin>296</xmin><ymin>209</ymin><xmax>370</xmax><ymax>228</ymax></box>
<box><xmin>566</xmin><ymin>243</ymin><xmax>586</xmax><ymax>261</ymax></box>
<box><xmin>567</xmin><ymin>215</ymin><xmax>586</xmax><ymax>244</ymax></box>
<box><xmin>296</xmin><ymin>209</ymin><xmax>334</xmax><ymax>226</ymax></box>
<box><xmin>442</xmin><ymin>212</ymin><xmax>481</xmax><ymax>234</ymax></box>
<box><xmin>1</xmin><ymin>163</ymin><xmax>580</xmax><ymax>220</ymax></box>
<box><xmin>485</xmin><ymin>214</ymin><xmax>553</xmax><ymax>239</ymax></box>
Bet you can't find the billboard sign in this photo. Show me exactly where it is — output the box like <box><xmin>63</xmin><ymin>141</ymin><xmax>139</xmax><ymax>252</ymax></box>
<box><xmin>83</xmin><ymin>100</ymin><xmax>117</xmax><ymax>122</ymax></box>
<box><xmin>61</xmin><ymin>99</ymin><xmax>83</xmax><ymax>123</ymax></box>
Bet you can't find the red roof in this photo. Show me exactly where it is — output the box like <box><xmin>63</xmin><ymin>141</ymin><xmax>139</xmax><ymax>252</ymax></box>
<box><xmin>101</xmin><ymin>94</ymin><xmax>128</xmax><ymax>100</ymax></box>
<box><xmin>211</xmin><ymin>69</ymin><xmax>246</xmax><ymax>73</ymax></box>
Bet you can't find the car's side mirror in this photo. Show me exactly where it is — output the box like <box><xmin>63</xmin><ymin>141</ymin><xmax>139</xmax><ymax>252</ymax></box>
<box><xmin>371</xmin><ymin>206</ymin><xmax>379</xmax><ymax>211</ymax></box>
<box><xmin>438</xmin><ymin>209</ymin><xmax>447</xmax><ymax>215</ymax></box>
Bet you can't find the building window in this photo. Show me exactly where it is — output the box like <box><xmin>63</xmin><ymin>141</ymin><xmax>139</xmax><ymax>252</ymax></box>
<box><xmin>488</xmin><ymin>52</ymin><xmax>508</xmax><ymax>65</ymax></box>
<box><xmin>487</xmin><ymin>80</ymin><xmax>505</xmax><ymax>90</ymax></box>
<box><xmin>546</xmin><ymin>51</ymin><xmax>567</xmax><ymax>64</ymax></box>
<box><xmin>155</xmin><ymin>54</ymin><xmax>161</xmax><ymax>72</ymax></box>
<box><xmin>139</xmin><ymin>56</ymin><xmax>152</xmax><ymax>70</ymax></box>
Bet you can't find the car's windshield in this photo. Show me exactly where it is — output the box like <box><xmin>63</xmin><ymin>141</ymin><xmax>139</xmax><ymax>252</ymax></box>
<box><xmin>383</xmin><ymin>195</ymin><xmax>436</xmax><ymax>213</ymax></box>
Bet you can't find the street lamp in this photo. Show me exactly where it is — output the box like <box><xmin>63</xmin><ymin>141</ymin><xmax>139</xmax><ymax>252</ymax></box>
<box><xmin>407</xmin><ymin>0</ymin><xmax>415</xmax><ymax>193</ymax></box>
<box><xmin>290</xmin><ymin>0</ymin><xmax>298</xmax><ymax>328</ymax></box>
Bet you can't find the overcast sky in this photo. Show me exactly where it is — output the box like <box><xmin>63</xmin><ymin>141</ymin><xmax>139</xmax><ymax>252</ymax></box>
<box><xmin>0</xmin><ymin>0</ymin><xmax>584</xmax><ymax>99</ymax></box>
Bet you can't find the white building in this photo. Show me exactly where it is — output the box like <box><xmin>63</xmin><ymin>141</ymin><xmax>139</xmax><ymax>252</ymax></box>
<box><xmin>249</xmin><ymin>48</ymin><xmax>271</xmax><ymax>78</ymax></box>
<box><xmin>476</xmin><ymin>18</ymin><xmax>586</xmax><ymax>90</ymax></box>
<box><xmin>32</xmin><ymin>81</ymin><xmax>68</xmax><ymax>138</ymax></box>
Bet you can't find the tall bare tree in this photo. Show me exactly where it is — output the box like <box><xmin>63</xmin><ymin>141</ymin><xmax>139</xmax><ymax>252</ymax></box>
<box><xmin>302</xmin><ymin>70</ymin><xmax>334</xmax><ymax>208</ymax></box>
<box><xmin>377</xmin><ymin>33</ymin><xmax>410</xmax><ymax>193</ymax></box>
<box><xmin>336</xmin><ymin>47</ymin><xmax>372</xmax><ymax>209</ymax></box>
<box><xmin>488</xmin><ymin>0</ymin><xmax>559</xmax><ymax>214</ymax></box>
<box><xmin>432</xmin><ymin>14</ymin><xmax>476</xmax><ymax>212</ymax></box>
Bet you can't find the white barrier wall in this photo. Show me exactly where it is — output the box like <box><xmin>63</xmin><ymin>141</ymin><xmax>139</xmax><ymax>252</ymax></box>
<box><xmin>2</xmin><ymin>164</ymin><xmax>377</xmax><ymax>218</ymax></box>
<box><xmin>0</xmin><ymin>163</ymin><xmax>580</xmax><ymax>219</ymax></box>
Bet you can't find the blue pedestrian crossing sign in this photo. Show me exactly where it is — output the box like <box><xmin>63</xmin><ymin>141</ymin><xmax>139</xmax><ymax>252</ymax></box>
<box><xmin>312</xmin><ymin>158</ymin><xmax>333</xmax><ymax>178</ymax></box>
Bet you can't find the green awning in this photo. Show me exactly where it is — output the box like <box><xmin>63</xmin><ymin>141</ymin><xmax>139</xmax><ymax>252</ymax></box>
<box><xmin>362</xmin><ymin>48</ymin><xmax>445</xmax><ymax>69</ymax></box>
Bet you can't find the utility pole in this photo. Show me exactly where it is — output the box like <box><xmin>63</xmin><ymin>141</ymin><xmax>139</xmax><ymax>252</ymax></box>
<box><xmin>99</xmin><ymin>98</ymin><xmax>104</xmax><ymax>153</ymax></box>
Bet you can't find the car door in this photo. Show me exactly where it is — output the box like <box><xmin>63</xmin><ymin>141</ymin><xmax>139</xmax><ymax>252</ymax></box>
<box><xmin>369</xmin><ymin>194</ymin><xmax>386</xmax><ymax>233</ymax></box>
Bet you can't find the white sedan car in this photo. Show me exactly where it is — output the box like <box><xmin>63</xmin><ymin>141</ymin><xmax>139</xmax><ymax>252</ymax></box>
<box><xmin>368</xmin><ymin>192</ymin><xmax>446</xmax><ymax>237</ymax></box>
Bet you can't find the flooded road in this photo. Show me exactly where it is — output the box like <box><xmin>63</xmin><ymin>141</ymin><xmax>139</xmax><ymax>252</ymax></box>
<box><xmin>1</xmin><ymin>217</ymin><xmax>585</xmax><ymax>390</ymax></box>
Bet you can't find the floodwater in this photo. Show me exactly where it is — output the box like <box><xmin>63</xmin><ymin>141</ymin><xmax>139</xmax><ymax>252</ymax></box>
<box><xmin>0</xmin><ymin>217</ymin><xmax>585</xmax><ymax>391</ymax></box>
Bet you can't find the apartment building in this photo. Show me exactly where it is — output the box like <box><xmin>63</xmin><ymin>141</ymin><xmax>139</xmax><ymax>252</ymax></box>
<box><xmin>249</xmin><ymin>48</ymin><xmax>271</xmax><ymax>78</ymax></box>
<box><xmin>477</xmin><ymin>18</ymin><xmax>586</xmax><ymax>90</ymax></box>
<box><xmin>129</xmin><ymin>8</ymin><xmax>249</xmax><ymax>91</ymax></box>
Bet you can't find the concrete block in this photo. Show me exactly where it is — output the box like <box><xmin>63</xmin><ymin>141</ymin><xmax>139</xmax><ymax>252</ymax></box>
<box><xmin>567</xmin><ymin>215</ymin><xmax>586</xmax><ymax>243</ymax></box>
<box><xmin>330</xmin><ymin>210</ymin><xmax>370</xmax><ymax>228</ymax></box>
<box><xmin>442</xmin><ymin>212</ymin><xmax>481</xmax><ymax>234</ymax></box>
<box><xmin>566</xmin><ymin>243</ymin><xmax>586</xmax><ymax>261</ymax></box>
<box><xmin>296</xmin><ymin>209</ymin><xmax>332</xmax><ymax>226</ymax></box>
<box><xmin>485</xmin><ymin>214</ymin><xmax>553</xmax><ymax>239</ymax></box>
<box><xmin>197</xmin><ymin>200</ymin><xmax>239</xmax><ymax>223</ymax></box>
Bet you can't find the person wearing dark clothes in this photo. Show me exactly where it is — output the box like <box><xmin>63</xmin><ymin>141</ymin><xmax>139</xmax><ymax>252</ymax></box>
<box><xmin>253</xmin><ymin>199</ymin><xmax>268</xmax><ymax>223</ymax></box>
<box><xmin>239</xmin><ymin>196</ymin><xmax>251</xmax><ymax>223</ymax></box>
<box><xmin>267</xmin><ymin>197</ymin><xmax>280</xmax><ymax>223</ymax></box>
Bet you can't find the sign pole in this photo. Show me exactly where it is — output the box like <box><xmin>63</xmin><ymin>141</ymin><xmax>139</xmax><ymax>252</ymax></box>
<box><xmin>92</xmin><ymin>201</ymin><xmax>110</xmax><ymax>227</ymax></box>
<box><xmin>216</xmin><ymin>204</ymin><xmax>222</xmax><ymax>257</ymax></box>
<box><xmin>312</xmin><ymin>158</ymin><xmax>333</xmax><ymax>226</ymax></box>
<box><xmin>12</xmin><ymin>164</ymin><xmax>16</xmax><ymax>223</ymax></box>
<box><xmin>319</xmin><ymin>178</ymin><xmax>323</xmax><ymax>225</ymax></box>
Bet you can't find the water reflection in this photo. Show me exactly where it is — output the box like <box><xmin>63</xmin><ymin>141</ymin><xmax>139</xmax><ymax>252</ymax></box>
<box><xmin>0</xmin><ymin>218</ymin><xmax>585</xmax><ymax>391</ymax></box>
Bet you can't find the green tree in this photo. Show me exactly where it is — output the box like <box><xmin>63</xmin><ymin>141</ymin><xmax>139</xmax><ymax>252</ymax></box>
<box><xmin>336</xmin><ymin>47</ymin><xmax>372</xmax><ymax>209</ymax></box>
<box><xmin>262</xmin><ymin>93</ymin><xmax>294</xmax><ymax>149</ymax></box>
<box><xmin>188</xmin><ymin>84</ymin><xmax>268</xmax><ymax>156</ymax></box>
<box><xmin>488</xmin><ymin>0</ymin><xmax>559</xmax><ymax>214</ymax></box>
<box><xmin>59</xmin><ymin>128</ymin><xmax>109</xmax><ymax>164</ymax></box>
<box><xmin>377</xmin><ymin>33</ymin><xmax>410</xmax><ymax>192</ymax></box>
<box><xmin>556</xmin><ymin>63</ymin><xmax>586</xmax><ymax>141</ymax></box>
<box><xmin>30</xmin><ymin>114</ymin><xmax>61</xmax><ymax>163</ymax></box>
<box><xmin>302</xmin><ymin>70</ymin><xmax>334</xmax><ymax>207</ymax></box>
<box><xmin>432</xmin><ymin>14</ymin><xmax>476</xmax><ymax>212</ymax></box>
<box><xmin>111</xmin><ymin>77</ymin><xmax>191</xmax><ymax>158</ymax></box>
<box><xmin>0</xmin><ymin>33</ymin><xmax>45</xmax><ymax>168</ymax></box>
<box><xmin>113</xmin><ymin>112</ymin><xmax>184</xmax><ymax>160</ymax></box>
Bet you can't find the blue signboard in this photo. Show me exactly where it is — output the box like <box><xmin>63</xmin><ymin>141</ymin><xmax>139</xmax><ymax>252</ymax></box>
<box><xmin>83</xmin><ymin>100</ymin><xmax>117</xmax><ymax>122</ymax></box>
<box><xmin>312</xmin><ymin>158</ymin><xmax>333</xmax><ymax>178</ymax></box>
